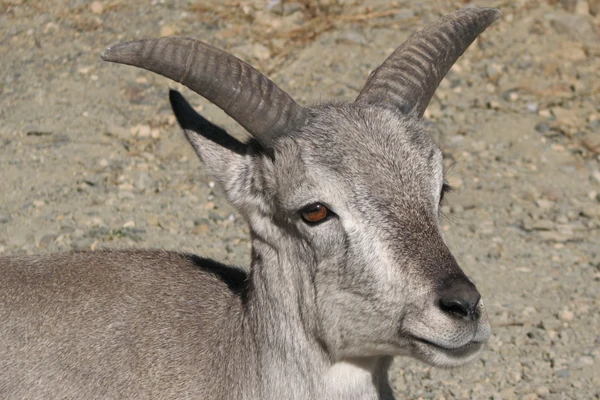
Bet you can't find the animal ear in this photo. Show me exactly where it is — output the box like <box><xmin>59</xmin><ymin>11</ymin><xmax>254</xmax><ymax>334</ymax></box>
<box><xmin>169</xmin><ymin>90</ymin><xmax>255</xmax><ymax>202</ymax></box>
<box><xmin>355</xmin><ymin>7</ymin><xmax>499</xmax><ymax>118</ymax></box>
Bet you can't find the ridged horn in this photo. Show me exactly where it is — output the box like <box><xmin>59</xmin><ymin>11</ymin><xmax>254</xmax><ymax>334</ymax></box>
<box><xmin>355</xmin><ymin>7</ymin><xmax>500</xmax><ymax>118</ymax></box>
<box><xmin>101</xmin><ymin>37</ymin><xmax>308</xmax><ymax>149</ymax></box>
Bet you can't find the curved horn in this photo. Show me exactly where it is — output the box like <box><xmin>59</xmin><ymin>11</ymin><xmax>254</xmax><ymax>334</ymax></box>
<box><xmin>355</xmin><ymin>7</ymin><xmax>500</xmax><ymax>118</ymax></box>
<box><xmin>101</xmin><ymin>37</ymin><xmax>308</xmax><ymax>149</ymax></box>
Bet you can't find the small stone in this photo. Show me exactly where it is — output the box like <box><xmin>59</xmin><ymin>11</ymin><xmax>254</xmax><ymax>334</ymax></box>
<box><xmin>548</xmin><ymin>13</ymin><xmax>600</xmax><ymax>46</ymax></box>
<box><xmin>581</xmin><ymin>206</ymin><xmax>600</xmax><ymax>218</ymax></box>
<box><xmin>336</xmin><ymin>30</ymin><xmax>366</xmax><ymax>45</ymax></box>
<box><xmin>535</xmin><ymin>122</ymin><xmax>551</xmax><ymax>134</ymax></box>
<box><xmin>555</xmin><ymin>214</ymin><xmax>569</xmax><ymax>224</ymax></box>
<box><xmin>71</xmin><ymin>238</ymin><xmax>94</xmax><ymax>251</ymax></box>
<box><xmin>487</xmin><ymin>100</ymin><xmax>500</xmax><ymax>110</ymax></box>
<box><xmin>486</xmin><ymin>63</ymin><xmax>503</xmax><ymax>83</ymax></box>
<box><xmin>579</xmin><ymin>355</ymin><xmax>594</xmax><ymax>365</ymax></box>
<box><xmin>209</xmin><ymin>210</ymin><xmax>225</xmax><ymax>221</ymax></box>
<box><xmin>160</xmin><ymin>24</ymin><xmax>179</xmax><ymax>37</ymax></box>
<box><xmin>117</xmin><ymin>191</ymin><xmax>135</xmax><ymax>200</ymax></box>
<box><xmin>123</xmin><ymin>220</ymin><xmax>136</xmax><ymax>228</ymax></box>
<box><xmin>526</xmin><ymin>103</ymin><xmax>539</xmax><ymax>113</ymax></box>
<box><xmin>134</xmin><ymin>173</ymin><xmax>150</xmax><ymax>191</ymax></box>
<box><xmin>561</xmin><ymin>0</ymin><xmax>577</xmax><ymax>11</ymax></box>
<box><xmin>499</xmin><ymin>388</ymin><xmax>517</xmax><ymax>400</ymax></box>
<box><xmin>192</xmin><ymin>224</ymin><xmax>211</xmax><ymax>235</ymax></box>
<box><xmin>535</xmin><ymin>386</ymin><xmax>550</xmax><ymax>397</ymax></box>
<box><xmin>557</xmin><ymin>309</ymin><xmax>574</xmax><ymax>321</ymax></box>
<box><xmin>119</xmin><ymin>183</ymin><xmax>134</xmax><ymax>192</ymax></box>
<box><xmin>250</xmin><ymin>43</ymin><xmax>270</xmax><ymax>61</ymax></box>
<box><xmin>90</xmin><ymin>1</ymin><xmax>103</xmax><ymax>14</ymax></box>
<box><xmin>591</xmin><ymin>171</ymin><xmax>600</xmax><ymax>184</ymax></box>
<box><xmin>204</xmin><ymin>202</ymin><xmax>215</xmax><ymax>210</ymax></box>
<box><xmin>394</xmin><ymin>9</ymin><xmax>415</xmax><ymax>20</ymax></box>
<box><xmin>538</xmin><ymin>109</ymin><xmax>552</xmax><ymax>118</ymax></box>
<box><xmin>77</xmin><ymin>66</ymin><xmax>93</xmax><ymax>75</ymax></box>
<box><xmin>575</xmin><ymin>0</ymin><xmax>590</xmax><ymax>14</ymax></box>
<box><xmin>38</xmin><ymin>234</ymin><xmax>56</xmax><ymax>248</ymax></box>
<box><xmin>520</xmin><ymin>393</ymin><xmax>538</xmax><ymax>400</ymax></box>
<box><xmin>0</xmin><ymin>215</ymin><xmax>9</xmax><ymax>224</ymax></box>
<box><xmin>536</xmin><ymin>199</ymin><xmax>554</xmax><ymax>210</ymax></box>
<box><xmin>554</xmin><ymin>368</ymin><xmax>570</xmax><ymax>378</ymax></box>
<box><xmin>551</xmin><ymin>107</ymin><xmax>579</xmax><ymax>127</ymax></box>
<box><xmin>131</xmin><ymin>124</ymin><xmax>151</xmax><ymax>138</ymax></box>
<box><xmin>146</xmin><ymin>215</ymin><xmax>159</xmax><ymax>227</ymax></box>
<box><xmin>532</xmin><ymin>220</ymin><xmax>554</xmax><ymax>231</ymax></box>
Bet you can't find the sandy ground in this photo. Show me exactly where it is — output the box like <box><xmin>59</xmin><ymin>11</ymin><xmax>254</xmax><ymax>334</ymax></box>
<box><xmin>1</xmin><ymin>0</ymin><xmax>599</xmax><ymax>398</ymax></box>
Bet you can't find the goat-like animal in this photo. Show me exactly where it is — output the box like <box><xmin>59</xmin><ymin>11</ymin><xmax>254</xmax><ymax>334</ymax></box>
<box><xmin>0</xmin><ymin>8</ymin><xmax>499</xmax><ymax>399</ymax></box>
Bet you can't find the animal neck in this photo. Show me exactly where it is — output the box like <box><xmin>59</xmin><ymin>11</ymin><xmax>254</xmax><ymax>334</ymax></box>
<box><xmin>244</xmin><ymin>233</ymin><xmax>322</xmax><ymax>351</ymax></box>
<box><xmin>236</xmin><ymin>233</ymin><xmax>391</xmax><ymax>399</ymax></box>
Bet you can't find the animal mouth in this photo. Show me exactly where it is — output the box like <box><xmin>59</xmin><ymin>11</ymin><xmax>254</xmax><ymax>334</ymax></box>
<box><xmin>412</xmin><ymin>336</ymin><xmax>483</xmax><ymax>359</ymax></box>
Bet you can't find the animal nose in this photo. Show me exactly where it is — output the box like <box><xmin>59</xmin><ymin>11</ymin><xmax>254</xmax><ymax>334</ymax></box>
<box><xmin>437</xmin><ymin>281</ymin><xmax>481</xmax><ymax>321</ymax></box>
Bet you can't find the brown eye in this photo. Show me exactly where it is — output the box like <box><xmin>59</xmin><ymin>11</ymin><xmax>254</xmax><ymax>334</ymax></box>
<box><xmin>300</xmin><ymin>203</ymin><xmax>331</xmax><ymax>225</ymax></box>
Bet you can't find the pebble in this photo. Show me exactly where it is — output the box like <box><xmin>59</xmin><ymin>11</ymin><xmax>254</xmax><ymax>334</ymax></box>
<box><xmin>554</xmin><ymin>369</ymin><xmax>570</xmax><ymax>378</ymax></box>
<box><xmin>209</xmin><ymin>210</ymin><xmax>225</xmax><ymax>221</ymax></box>
<box><xmin>160</xmin><ymin>24</ymin><xmax>179</xmax><ymax>37</ymax></box>
<box><xmin>38</xmin><ymin>234</ymin><xmax>56</xmax><ymax>248</ymax></box>
<box><xmin>486</xmin><ymin>63</ymin><xmax>503</xmax><ymax>83</ymax></box>
<box><xmin>591</xmin><ymin>0</ymin><xmax>599</xmax><ymax>15</ymax></box>
<box><xmin>520</xmin><ymin>394</ymin><xmax>537</xmax><ymax>400</ymax></box>
<box><xmin>555</xmin><ymin>214</ymin><xmax>569</xmax><ymax>224</ymax></box>
<box><xmin>135</xmin><ymin>173</ymin><xmax>150</xmax><ymax>191</ymax></box>
<box><xmin>557</xmin><ymin>309</ymin><xmax>574</xmax><ymax>321</ymax></box>
<box><xmin>192</xmin><ymin>224</ymin><xmax>211</xmax><ymax>235</ymax></box>
<box><xmin>532</xmin><ymin>220</ymin><xmax>554</xmax><ymax>231</ymax></box>
<box><xmin>90</xmin><ymin>1</ymin><xmax>103</xmax><ymax>15</ymax></box>
<box><xmin>0</xmin><ymin>215</ymin><xmax>9</xmax><ymax>223</ymax></box>
<box><xmin>547</xmin><ymin>13</ymin><xmax>600</xmax><ymax>46</ymax></box>
<box><xmin>499</xmin><ymin>388</ymin><xmax>517</xmax><ymax>400</ymax></box>
<box><xmin>535</xmin><ymin>199</ymin><xmax>554</xmax><ymax>210</ymax></box>
<box><xmin>249</xmin><ymin>43</ymin><xmax>270</xmax><ymax>61</ymax></box>
<box><xmin>576</xmin><ymin>355</ymin><xmax>595</xmax><ymax>368</ymax></box>
<box><xmin>336</xmin><ymin>30</ymin><xmax>366</xmax><ymax>45</ymax></box>
<box><xmin>146</xmin><ymin>215</ymin><xmax>159</xmax><ymax>227</ymax></box>
<box><xmin>535</xmin><ymin>386</ymin><xmax>550</xmax><ymax>397</ymax></box>
<box><xmin>131</xmin><ymin>124</ymin><xmax>151</xmax><ymax>138</ymax></box>
<box><xmin>394</xmin><ymin>9</ymin><xmax>415</xmax><ymax>20</ymax></box>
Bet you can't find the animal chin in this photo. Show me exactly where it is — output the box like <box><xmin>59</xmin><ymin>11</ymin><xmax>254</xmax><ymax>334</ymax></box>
<box><xmin>411</xmin><ymin>336</ymin><xmax>484</xmax><ymax>366</ymax></box>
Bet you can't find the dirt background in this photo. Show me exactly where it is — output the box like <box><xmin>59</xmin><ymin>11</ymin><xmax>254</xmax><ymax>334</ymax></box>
<box><xmin>1</xmin><ymin>0</ymin><xmax>599</xmax><ymax>398</ymax></box>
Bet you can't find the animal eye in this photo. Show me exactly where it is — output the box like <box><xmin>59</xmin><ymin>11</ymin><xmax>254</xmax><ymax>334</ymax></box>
<box><xmin>300</xmin><ymin>203</ymin><xmax>332</xmax><ymax>225</ymax></box>
<box><xmin>440</xmin><ymin>182</ymin><xmax>452</xmax><ymax>203</ymax></box>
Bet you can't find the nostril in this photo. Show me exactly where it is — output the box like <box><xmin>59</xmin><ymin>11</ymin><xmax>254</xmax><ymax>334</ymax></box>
<box><xmin>439</xmin><ymin>298</ymin><xmax>472</xmax><ymax>319</ymax></box>
<box><xmin>438</xmin><ymin>294</ymin><xmax>480</xmax><ymax>321</ymax></box>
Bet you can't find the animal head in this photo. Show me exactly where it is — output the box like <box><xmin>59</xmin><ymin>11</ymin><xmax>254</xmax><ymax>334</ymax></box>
<box><xmin>102</xmin><ymin>7</ymin><xmax>498</xmax><ymax>367</ymax></box>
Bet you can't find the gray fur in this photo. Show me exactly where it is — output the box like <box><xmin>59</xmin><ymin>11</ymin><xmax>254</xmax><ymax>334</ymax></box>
<box><xmin>0</xmin><ymin>8</ymin><xmax>498</xmax><ymax>399</ymax></box>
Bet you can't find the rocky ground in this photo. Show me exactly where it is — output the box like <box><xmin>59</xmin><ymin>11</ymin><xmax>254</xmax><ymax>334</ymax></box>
<box><xmin>1</xmin><ymin>0</ymin><xmax>599</xmax><ymax>398</ymax></box>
